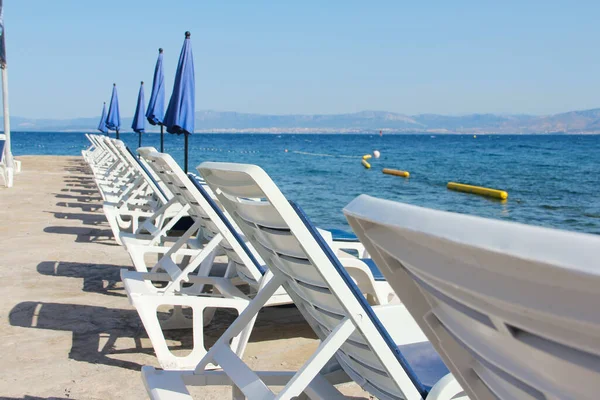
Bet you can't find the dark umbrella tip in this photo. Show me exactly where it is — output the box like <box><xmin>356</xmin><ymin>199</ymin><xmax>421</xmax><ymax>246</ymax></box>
<box><xmin>113</xmin><ymin>83</ymin><xmax>116</xmax><ymax>86</ymax></box>
<box><xmin>141</xmin><ymin>81</ymin><xmax>144</xmax><ymax>85</ymax></box>
<box><xmin>185</xmin><ymin>31</ymin><xmax>191</xmax><ymax>38</ymax></box>
<box><xmin>159</xmin><ymin>48</ymin><xmax>163</xmax><ymax>53</ymax></box>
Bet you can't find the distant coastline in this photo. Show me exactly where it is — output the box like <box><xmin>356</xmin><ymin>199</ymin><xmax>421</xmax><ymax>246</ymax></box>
<box><xmin>6</xmin><ymin>107</ymin><xmax>600</xmax><ymax>134</ymax></box>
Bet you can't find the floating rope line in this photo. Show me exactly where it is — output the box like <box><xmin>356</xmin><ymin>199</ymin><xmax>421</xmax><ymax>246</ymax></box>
<box><xmin>196</xmin><ymin>147</ymin><xmax>260</xmax><ymax>153</ymax></box>
<box><xmin>291</xmin><ymin>150</ymin><xmax>359</xmax><ymax>159</ymax></box>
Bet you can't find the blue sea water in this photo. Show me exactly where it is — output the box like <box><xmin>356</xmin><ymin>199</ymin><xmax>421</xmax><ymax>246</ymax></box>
<box><xmin>11</xmin><ymin>131</ymin><xmax>600</xmax><ymax>235</ymax></box>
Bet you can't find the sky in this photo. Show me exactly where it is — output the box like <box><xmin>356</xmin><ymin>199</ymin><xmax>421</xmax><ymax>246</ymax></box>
<box><xmin>5</xmin><ymin>0</ymin><xmax>600</xmax><ymax>119</ymax></box>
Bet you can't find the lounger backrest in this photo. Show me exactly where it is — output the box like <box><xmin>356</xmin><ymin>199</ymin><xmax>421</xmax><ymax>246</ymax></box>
<box><xmin>90</xmin><ymin>135</ymin><xmax>113</xmax><ymax>161</ymax></box>
<box><xmin>110</xmin><ymin>143</ymin><xmax>171</xmax><ymax>203</ymax></box>
<box><xmin>136</xmin><ymin>147</ymin><xmax>174</xmax><ymax>200</ymax></box>
<box><xmin>344</xmin><ymin>194</ymin><xmax>600</xmax><ymax>400</ymax></box>
<box><xmin>100</xmin><ymin>137</ymin><xmax>131</xmax><ymax>173</ymax></box>
<box><xmin>198</xmin><ymin>162</ymin><xmax>430</xmax><ymax>400</ymax></box>
<box><xmin>141</xmin><ymin>152</ymin><xmax>265</xmax><ymax>286</ymax></box>
<box><xmin>0</xmin><ymin>139</ymin><xmax>5</xmax><ymax>163</ymax></box>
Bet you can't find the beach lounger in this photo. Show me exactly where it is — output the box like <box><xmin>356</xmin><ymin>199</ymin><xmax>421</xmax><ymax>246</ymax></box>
<box><xmin>115</xmin><ymin>147</ymin><xmax>203</xmax><ymax>250</ymax></box>
<box><xmin>82</xmin><ymin>133</ymin><xmax>110</xmax><ymax>166</ymax></box>
<box><xmin>120</xmin><ymin>153</ymin><xmax>289</xmax><ymax>371</ymax></box>
<box><xmin>122</xmin><ymin>156</ymin><xmax>393</xmax><ymax>372</ymax></box>
<box><xmin>140</xmin><ymin>162</ymin><xmax>459</xmax><ymax>399</ymax></box>
<box><xmin>101</xmin><ymin>142</ymin><xmax>181</xmax><ymax>244</ymax></box>
<box><xmin>344</xmin><ymin>194</ymin><xmax>600</xmax><ymax>400</ymax></box>
<box><xmin>82</xmin><ymin>135</ymin><xmax>187</xmax><ymax>245</ymax></box>
<box><xmin>84</xmin><ymin>135</ymin><xmax>125</xmax><ymax>189</ymax></box>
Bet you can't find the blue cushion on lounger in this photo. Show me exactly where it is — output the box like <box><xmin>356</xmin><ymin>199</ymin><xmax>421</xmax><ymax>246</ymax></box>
<box><xmin>359</xmin><ymin>258</ymin><xmax>386</xmax><ymax>281</ymax></box>
<box><xmin>0</xmin><ymin>140</ymin><xmax>5</xmax><ymax>163</ymax></box>
<box><xmin>397</xmin><ymin>341</ymin><xmax>451</xmax><ymax>392</ymax></box>
<box><xmin>188</xmin><ymin>174</ymin><xmax>266</xmax><ymax>275</ymax></box>
<box><xmin>327</xmin><ymin>228</ymin><xmax>360</xmax><ymax>242</ymax></box>
<box><xmin>290</xmin><ymin>200</ymin><xmax>450</xmax><ymax>398</ymax></box>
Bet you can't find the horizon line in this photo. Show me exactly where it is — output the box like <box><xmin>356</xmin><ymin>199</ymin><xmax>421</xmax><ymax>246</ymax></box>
<box><xmin>6</xmin><ymin>106</ymin><xmax>600</xmax><ymax>121</ymax></box>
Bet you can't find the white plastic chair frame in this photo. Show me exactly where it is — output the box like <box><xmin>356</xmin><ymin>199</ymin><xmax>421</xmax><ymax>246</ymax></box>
<box><xmin>344</xmin><ymin>194</ymin><xmax>600</xmax><ymax>400</ymax></box>
<box><xmin>140</xmin><ymin>162</ymin><xmax>462</xmax><ymax>400</ymax></box>
<box><xmin>120</xmin><ymin>153</ymin><xmax>289</xmax><ymax>371</ymax></box>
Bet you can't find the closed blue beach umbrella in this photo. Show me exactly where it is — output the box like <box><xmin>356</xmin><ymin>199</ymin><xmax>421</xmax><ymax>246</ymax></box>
<box><xmin>146</xmin><ymin>48</ymin><xmax>166</xmax><ymax>152</ymax></box>
<box><xmin>106</xmin><ymin>83</ymin><xmax>121</xmax><ymax>139</ymax></box>
<box><xmin>131</xmin><ymin>81</ymin><xmax>146</xmax><ymax>148</ymax></box>
<box><xmin>164</xmin><ymin>31</ymin><xmax>195</xmax><ymax>173</ymax></box>
<box><xmin>97</xmin><ymin>102</ymin><xmax>108</xmax><ymax>134</ymax></box>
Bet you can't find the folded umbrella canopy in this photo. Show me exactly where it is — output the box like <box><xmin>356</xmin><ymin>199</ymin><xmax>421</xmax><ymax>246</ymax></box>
<box><xmin>164</xmin><ymin>31</ymin><xmax>194</xmax><ymax>173</ymax></box>
<box><xmin>131</xmin><ymin>81</ymin><xmax>146</xmax><ymax>148</ymax></box>
<box><xmin>106</xmin><ymin>83</ymin><xmax>121</xmax><ymax>139</ymax></box>
<box><xmin>146</xmin><ymin>48</ymin><xmax>166</xmax><ymax>152</ymax></box>
<box><xmin>97</xmin><ymin>102</ymin><xmax>108</xmax><ymax>134</ymax></box>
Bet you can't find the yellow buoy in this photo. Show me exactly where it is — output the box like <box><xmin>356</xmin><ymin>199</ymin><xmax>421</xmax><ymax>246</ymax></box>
<box><xmin>382</xmin><ymin>168</ymin><xmax>409</xmax><ymax>178</ymax></box>
<box><xmin>362</xmin><ymin>154</ymin><xmax>372</xmax><ymax>160</ymax></box>
<box><xmin>447</xmin><ymin>182</ymin><xmax>508</xmax><ymax>200</ymax></box>
<box><xmin>361</xmin><ymin>159</ymin><xmax>371</xmax><ymax>169</ymax></box>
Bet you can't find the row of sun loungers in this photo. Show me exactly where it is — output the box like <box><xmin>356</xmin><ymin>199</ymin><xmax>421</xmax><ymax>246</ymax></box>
<box><xmin>82</xmin><ymin>134</ymin><xmax>600</xmax><ymax>399</ymax></box>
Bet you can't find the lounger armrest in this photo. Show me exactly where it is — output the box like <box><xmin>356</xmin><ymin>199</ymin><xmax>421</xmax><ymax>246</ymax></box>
<box><xmin>317</xmin><ymin>227</ymin><xmax>368</xmax><ymax>257</ymax></box>
<box><xmin>338</xmin><ymin>258</ymin><xmax>388</xmax><ymax>305</ymax></box>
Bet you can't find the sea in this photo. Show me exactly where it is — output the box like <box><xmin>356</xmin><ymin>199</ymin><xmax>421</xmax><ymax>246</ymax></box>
<box><xmin>11</xmin><ymin>131</ymin><xmax>600</xmax><ymax>235</ymax></box>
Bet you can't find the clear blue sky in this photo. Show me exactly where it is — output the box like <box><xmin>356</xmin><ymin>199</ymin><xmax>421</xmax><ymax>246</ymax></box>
<box><xmin>6</xmin><ymin>0</ymin><xmax>600</xmax><ymax>119</ymax></box>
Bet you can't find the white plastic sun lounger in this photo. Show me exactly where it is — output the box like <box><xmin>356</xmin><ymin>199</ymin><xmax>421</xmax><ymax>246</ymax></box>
<box><xmin>120</xmin><ymin>152</ymin><xmax>290</xmax><ymax>371</ymax></box>
<box><xmin>82</xmin><ymin>135</ymin><xmax>187</xmax><ymax>246</ymax></box>
<box><xmin>140</xmin><ymin>162</ymin><xmax>461</xmax><ymax>400</ymax></box>
<box><xmin>82</xmin><ymin>134</ymin><xmax>105</xmax><ymax>163</ymax></box>
<box><xmin>85</xmin><ymin>136</ymin><xmax>132</xmax><ymax>196</ymax></box>
<box><xmin>123</xmin><ymin>156</ymin><xmax>395</xmax><ymax>372</ymax></box>
<box><xmin>102</xmin><ymin>142</ymin><xmax>187</xmax><ymax>245</ymax></box>
<box><xmin>344</xmin><ymin>194</ymin><xmax>600</xmax><ymax>400</ymax></box>
<box><xmin>116</xmin><ymin>147</ymin><xmax>205</xmax><ymax>250</ymax></box>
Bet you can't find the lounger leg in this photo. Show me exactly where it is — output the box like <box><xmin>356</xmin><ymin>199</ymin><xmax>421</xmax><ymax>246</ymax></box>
<box><xmin>103</xmin><ymin>207</ymin><xmax>123</xmax><ymax>244</ymax></box>
<box><xmin>136</xmin><ymin>301</ymin><xmax>213</xmax><ymax>370</ymax></box>
<box><xmin>134</xmin><ymin>294</ymin><xmax>252</xmax><ymax>371</ymax></box>
<box><xmin>137</xmin><ymin>304</ymin><xmax>189</xmax><ymax>369</ymax></box>
<box><xmin>116</xmin><ymin>212</ymin><xmax>134</xmax><ymax>232</ymax></box>
<box><xmin>228</xmin><ymin>268</ymin><xmax>274</xmax><ymax>358</ymax></box>
<box><xmin>195</xmin><ymin>273</ymin><xmax>286</xmax><ymax>372</ymax></box>
<box><xmin>159</xmin><ymin>305</ymin><xmax>192</xmax><ymax>330</ymax></box>
<box><xmin>276</xmin><ymin>318</ymin><xmax>355</xmax><ymax>399</ymax></box>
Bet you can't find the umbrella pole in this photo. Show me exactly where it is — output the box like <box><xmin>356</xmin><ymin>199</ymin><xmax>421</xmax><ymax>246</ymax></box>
<box><xmin>116</xmin><ymin>129</ymin><xmax>120</xmax><ymax>140</ymax></box>
<box><xmin>184</xmin><ymin>133</ymin><xmax>189</xmax><ymax>173</ymax></box>
<box><xmin>160</xmin><ymin>125</ymin><xmax>164</xmax><ymax>152</ymax></box>
<box><xmin>138</xmin><ymin>132</ymin><xmax>142</xmax><ymax>149</ymax></box>
<box><xmin>1</xmin><ymin>65</ymin><xmax>14</xmax><ymax>187</ymax></box>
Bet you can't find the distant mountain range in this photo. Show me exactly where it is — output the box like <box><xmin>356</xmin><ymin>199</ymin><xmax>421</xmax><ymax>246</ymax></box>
<box><xmin>6</xmin><ymin>108</ymin><xmax>600</xmax><ymax>134</ymax></box>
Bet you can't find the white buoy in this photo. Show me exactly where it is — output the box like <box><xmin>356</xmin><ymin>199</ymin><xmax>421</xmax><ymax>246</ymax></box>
<box><xmin>373</xmin><ymin>150</ymin><xmax>381</xmax><ymax>158</ymax></box>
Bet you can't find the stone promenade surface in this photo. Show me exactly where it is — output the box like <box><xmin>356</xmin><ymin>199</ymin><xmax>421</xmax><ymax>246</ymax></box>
<box><xmin>0</xmin><ymin>156</ymin><xmax>369</xmax><ymax>400</ymax></box>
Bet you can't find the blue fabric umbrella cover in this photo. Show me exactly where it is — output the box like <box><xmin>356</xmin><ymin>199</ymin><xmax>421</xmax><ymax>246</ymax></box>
<box><xmin>106</xmin><ymin>83</ymin><xmax>121</xmax><ymax>139</ymax></box>
<box><xmin>146</xmin><ymin>48</ymin><xmax>165</xmax><ymax>126</ymax></box>
<box><xmin>97</xmin><ymin>102</ymin><xmax>108</xmax><ymax>134</ymax></box>
<box><xmin>132</xmin><ymin>81</ymin><xmax>146</xmax><ymax>148</ymax></box>
<box><xmin>164</xmin><ymin>32</ymin><xmax>195</xmax><ymax>136</ymax></box>
<box><xmin>164</xmin><ymin>31</ymin><xmax>195</xmax><ymax>172</ymax></box>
